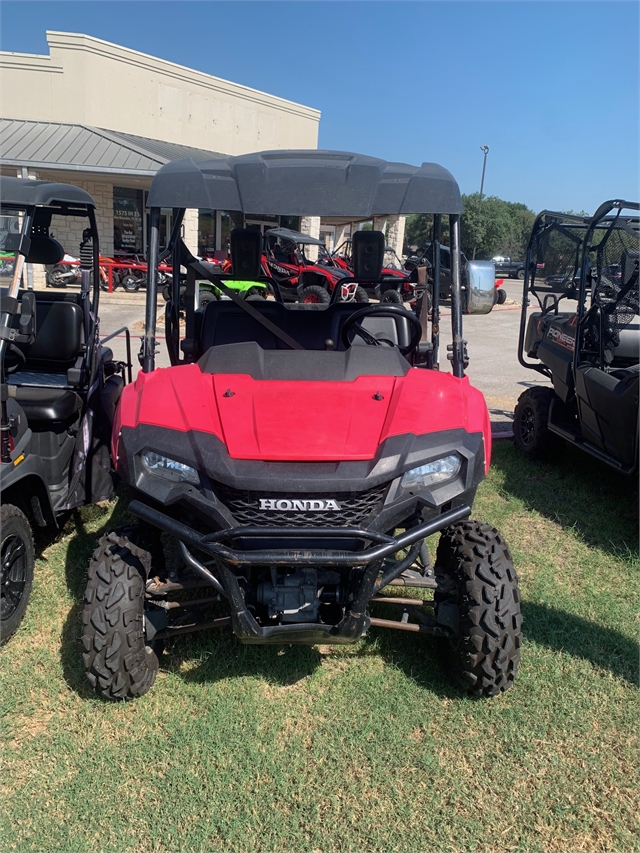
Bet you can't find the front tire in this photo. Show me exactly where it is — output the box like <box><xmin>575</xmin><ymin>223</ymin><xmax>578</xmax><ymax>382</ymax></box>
<box><xmin>0</xmin><ymin>504</ymin><xmax>35</xmax><ymax>646</ymax></box>
<box><xmin>517</xmin><ymin>269</ymin><xmax>525</xmax><ymax>279</ymax></box>
<box><xmin>121</xmin><ymin>274</ymin><xmax>142</xmax><ymax>293</ymax></box>
<box><xmin>82</xmin><ymin>529</ymin><xmax>159</xmax><ymax>700</ymax></box>
<box><xmin>354</xmin><ymin>286</ymin><xmax>369</xmax><ymax>303</ymax></box>
<box><xmin>513</xmin><ymin>387</ymin><xmax>557</xmax><ymax>459</ymax></box>
<box><xmin>380</xmin><ymin>288</ymin><xmax>404</xmax><ymax>304</ymax></box>
<box><xmin>435</xmin><ymin>521</ymin><xmax>522</xmax><ymax>697</ymax></box>
<box><xmin>299</xmin><ymin>284</ymin><xmax>330</xmax><ymax>304</ymax></box>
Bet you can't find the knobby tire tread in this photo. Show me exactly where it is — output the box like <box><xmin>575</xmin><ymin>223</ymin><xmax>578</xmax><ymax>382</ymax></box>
<box><xmin>82</xmin><ymin>527</ymin><xmax>158</xmax><ymax>701</ymax></box>
<box><xmin>513</xmin><ymin>386</ymin><xmax>557</xmax><ymax>458</ymax></box>
<box><xmin>436</xmin><ymin>521</ymin><xmax>522</xmax><ymax>697</ymax></box>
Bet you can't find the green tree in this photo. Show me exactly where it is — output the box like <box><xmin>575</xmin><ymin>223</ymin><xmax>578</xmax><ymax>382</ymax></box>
<box><xmin>460</xmin><ymin>194</ymin><xmax>536</xmax><ymax>259</ymax></box>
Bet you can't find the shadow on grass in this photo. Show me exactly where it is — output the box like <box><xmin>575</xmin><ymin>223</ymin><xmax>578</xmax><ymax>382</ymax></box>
<box><xmin>490</xmin><ymin>442</ymin><xmax>638</xmax><ymax>559</ymax></box>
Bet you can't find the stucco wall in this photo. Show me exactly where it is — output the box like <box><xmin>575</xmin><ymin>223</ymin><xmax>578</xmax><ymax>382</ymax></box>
<box><xmin>0</xmin><ymin>31</ymin><xmax>320</xmax><ymax>154</ymax></box>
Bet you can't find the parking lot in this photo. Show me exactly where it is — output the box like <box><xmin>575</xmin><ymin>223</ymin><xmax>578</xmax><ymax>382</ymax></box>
<box><xmin>93</xmin><ymin>276</ymin><xmax>546</xmax><ymax>430</ymax></box>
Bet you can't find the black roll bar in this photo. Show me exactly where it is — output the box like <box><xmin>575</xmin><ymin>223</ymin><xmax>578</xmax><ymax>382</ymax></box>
<box><xmin>449</xmin><ymin>214</ymin><xmax>465</xmax><ymax>378</ymax></box>
<box><xmin>143</xmin><ymin>207</ymin><xmax>160</xmax><ymax>372</ymax></box>
<box><xmin>431</xmin><ymin>215</ymin><xmax>442</xmax><ymax>368</ymax></box>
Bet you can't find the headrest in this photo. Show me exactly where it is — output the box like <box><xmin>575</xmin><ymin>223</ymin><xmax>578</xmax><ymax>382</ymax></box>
<box><xmin>352</xmin><ymin>230</ymin><xmax>385</xmax><ymax>280</ymax></box>
<box><xmin>230</xmin><ymin>229</ymin><xmax>262</xmax><ymax>279</ymax></box>
<box><xmin>27</xmin><ymin>235</ymin><xmax>65</xmax><ymax>265</ymax></box>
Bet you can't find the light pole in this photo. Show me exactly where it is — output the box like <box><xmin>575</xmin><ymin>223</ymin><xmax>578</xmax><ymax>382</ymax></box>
<box><xmin>472</xmin><ymin>145</ymin><xmax>490</xmax><ymax>260</ymax></box>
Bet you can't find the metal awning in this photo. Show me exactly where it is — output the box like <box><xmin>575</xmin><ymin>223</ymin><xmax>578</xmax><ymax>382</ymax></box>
<box><xmin>0</xmin><ymin>119</ymin><xmax>226</xmax><ymax>177</ymax></box>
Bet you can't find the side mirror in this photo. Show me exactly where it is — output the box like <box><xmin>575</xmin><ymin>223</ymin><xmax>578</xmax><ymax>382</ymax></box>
<box><xmin>465</xmin><ymin>261</ymin><xmax>496</xmax><ymax>314</ymax></box>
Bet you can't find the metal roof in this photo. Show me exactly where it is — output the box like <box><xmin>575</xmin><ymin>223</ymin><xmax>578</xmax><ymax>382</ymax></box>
<box><xmin>147</xmin><ymin>151</ymin><xmax>463</xmax><ymax>216</ymax></box>
<box><xmin>0</xmin><ymin>119</ymin><xmax>225</xmax><ymax>176</ymax></box>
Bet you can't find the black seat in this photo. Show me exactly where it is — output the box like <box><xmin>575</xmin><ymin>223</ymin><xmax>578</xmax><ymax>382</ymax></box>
<box><xmin>13</xmin><ymin>387</ymin><xmax>82</xmax><ymax>427</ymax></box>
<box><xmin>20</xmin><ymin>298</ymin><xmax>84</xmax><ymax>373</ymax></box>
<box><xmin>7</xmin><ymin>292</ymin><xmax>87</xmax><ymax>429</ymax></box>
<box><xmin>198</xmin><ymin>299</ymin><xmax>411</xmax><ymax>355</ymax></box>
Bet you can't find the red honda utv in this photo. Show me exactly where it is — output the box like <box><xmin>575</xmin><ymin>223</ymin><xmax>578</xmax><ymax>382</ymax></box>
<box><xmin>262</xmin><ymin>227</ymin><xmax>367</xmax><ymax>304</ymax></box>
<box><xmin>82</xmin><ymin>151</ymin><xmax>522</xmax><ymax>701</ymax></box>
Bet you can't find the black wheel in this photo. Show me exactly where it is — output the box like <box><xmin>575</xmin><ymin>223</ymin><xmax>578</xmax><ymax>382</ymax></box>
<box><xmin>517</xmin><ymin>269</ymin><xmax>525</xmax><ymax>279</ymax></box>
<box><xmin>198</xmin><ymin>288</ymin><xmax>217</xmax><ymax>308</ymax></box>
<box><xmin>513</xmin><ymin>387</ymin><xmax>558</xmax><ymax>459</ymax></box>
<box><xmin>0</xmin><ymin>504</ymin><xmax>35</xmax><ymax>646</ymax></box>
<box><xmin>435</xmin><ymin>521</ymin><xmax>522</xmax><ymax>698</ymax></box>
<box><xmin>162</xmin><ymin>285</ymin><xmax>171</xmax><ymax>302</ymax></box>
<box><xmin>299</xmin><ymin>284</ymin><xmax>330</xmax><ymax>304</ymax></box>
<box><xmin>245</xmin><ymin>287</ymin><xmax>267</xmax><ymax>301</ymax></box>
<box><xmin>121</xmin><ymin>274</ymin><xmax>141</xmax><ymax>293</ymax></box>
<box><xmin>496</xmin><ymin>287</ymin><xmax>507</xmax><ymax>304</ymax></box>
<box><xmin>380</xmin><ymin>288</ymin><xmax>404</xmax><ymax>305</ymax></box>
<box><xmin>46</xmin><ymin>267</ymin><xmax>68</xmax><ymax>288</ymax></box>
<box><xmin>82</xmin><ymin>528</ymin><xmax>159</xmax><ymax>701</ymax></box>
<box><xmin>354</xmin><ymin>286</ymin><xmax>369</xmax><ymax>303</ymax></box>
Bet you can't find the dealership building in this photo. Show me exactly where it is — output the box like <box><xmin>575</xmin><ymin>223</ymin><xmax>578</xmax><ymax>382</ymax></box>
<box><xmin>0</xmin><ymin>31</ymin><xmax>406</xmax><ymax>264</ymax></box>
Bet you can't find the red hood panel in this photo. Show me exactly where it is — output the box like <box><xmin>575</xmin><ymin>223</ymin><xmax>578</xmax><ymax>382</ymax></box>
<box><xmin>115</xmin><ymin>364</ymin><xmax>490</xmax><ymax>468</ymax></box>
<box><xmin>212</xmin><ymin>374</ymin><xmax>396</xmax><ymax>460</ymax></box>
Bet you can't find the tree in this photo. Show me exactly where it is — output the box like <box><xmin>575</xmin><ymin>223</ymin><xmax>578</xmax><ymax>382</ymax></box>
<box><xmin>404</xmin><ymin>196</ymin><xmax>536</xmax><ymax>259</ymax></box>
<box><xmin>460</xmin><ymin>194</ymin><xmax>536</xmax><ymax>259</ymax></box>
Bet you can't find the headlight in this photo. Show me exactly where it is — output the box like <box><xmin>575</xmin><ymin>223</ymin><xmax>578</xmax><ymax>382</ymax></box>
<box><xmin>400</xmin><ymin>455</ymin><xmax>461</xmax><ymax>491</ymax></box>
<box><xmin>141</xmin><ymin>451</ymin><xmax>199</xmax><ymax>485</ymax></box>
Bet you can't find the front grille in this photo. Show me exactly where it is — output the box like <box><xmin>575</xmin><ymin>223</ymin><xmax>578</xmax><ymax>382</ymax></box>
<box><xmin>214</xmin><ymin>482</ymin><xmax>389</xmax><ymax>528</ymax></box>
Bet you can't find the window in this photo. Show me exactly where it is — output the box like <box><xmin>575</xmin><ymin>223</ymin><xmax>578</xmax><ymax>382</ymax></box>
<box><xmin>113</xmin><ymin>187</ymin><xmax>144</xmax><ymax>254</ymax></box>
<box><xmin>198</xmin><ymin>209</ymin><xmax>216</xmax><ymax>257</ymax></box>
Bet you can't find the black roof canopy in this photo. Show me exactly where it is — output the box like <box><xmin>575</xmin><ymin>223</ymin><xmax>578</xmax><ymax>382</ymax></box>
<box><xmin>0</xmin><ymin>176</ymin><xmax>96</xmax><ymax>208</ymax></box>
<box><xmin>265</xmin><ymin>227</ymin><xmax>324</xmax><ymax>246</ymax></box>
<box><xmin>147</xmin><ymin>150</ymin><xmax>463</xmax><ymax>216</ymax></box>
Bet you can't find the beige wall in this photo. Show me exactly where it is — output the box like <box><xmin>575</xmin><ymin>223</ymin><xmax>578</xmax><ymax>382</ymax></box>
<box><xmin>0</xmin><ymin>31</ymin><xmax>320</xmax><ymax>154</ymax></box>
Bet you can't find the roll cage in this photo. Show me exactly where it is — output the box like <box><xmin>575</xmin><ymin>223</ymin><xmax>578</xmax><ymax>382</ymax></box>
<box><xmin>518</xmin><ymin>199</ymin><xmax>640</xmax><ymax>378</ymax></box>
<box><xmin>143</xmin><ymin>150</ymin><xmax>466</xmax><ymax>376</ymax></box>
<box><xmin>0</xmin><ymin>178</ymin><xmax>102</xmax><ymax>463</ymax></box>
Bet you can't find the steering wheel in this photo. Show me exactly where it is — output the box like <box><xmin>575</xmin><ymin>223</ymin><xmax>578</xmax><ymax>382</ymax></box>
<box><xmin>341</xmin><ymin>305</ymin><xmax>423</xmax><ymax>356</ymax></box>
<box><xmin>4</xmin><ymin>343</ymin><xmax>26</xmax><ymax>375</ymax></box>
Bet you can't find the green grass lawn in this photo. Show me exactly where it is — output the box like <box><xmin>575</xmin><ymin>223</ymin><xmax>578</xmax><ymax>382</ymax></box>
<box><xmin>1</xmin><ymin>442</ymin><xmax>638</xmax><ymax>852</ymax></box>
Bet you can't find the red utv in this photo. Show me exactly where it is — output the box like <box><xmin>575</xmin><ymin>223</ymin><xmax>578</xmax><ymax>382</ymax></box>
<box><xmin>262</xmin><ymin>227</ymin><xmax>368</xmax><ymax>304</ymax></box>
<box><xmin>82</xmin><ymin>151</ymin><xmax>522</xmax><ymax>701</ymax></box>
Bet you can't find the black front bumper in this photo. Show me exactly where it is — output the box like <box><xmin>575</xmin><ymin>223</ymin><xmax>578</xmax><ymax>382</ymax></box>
<box><xmin>130</xmin><ymin>499</ymin><xmax>470</xmax><ymax>645</ymax></box>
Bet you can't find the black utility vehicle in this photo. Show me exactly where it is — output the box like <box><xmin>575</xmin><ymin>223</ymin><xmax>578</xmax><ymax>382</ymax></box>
<box><xmin>82</xmin><ymin>150</ymin><xmax>521</xmax><ymax>701</ymax></box>
<box><xmin>0</xmin><ymin>178</ymin><xmax>130</xmax><ymax>643</ymax></box>
<box><xmin>514</xmin><ymin>200</ymin><xmax>639</xmax><ymax>472</ymax></box>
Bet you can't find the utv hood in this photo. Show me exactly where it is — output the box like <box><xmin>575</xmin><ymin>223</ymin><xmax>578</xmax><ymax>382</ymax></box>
<box><xmin>115</xmin><ymin>357</ymin><xmax>490</xmax><ymax>466</ymax></box>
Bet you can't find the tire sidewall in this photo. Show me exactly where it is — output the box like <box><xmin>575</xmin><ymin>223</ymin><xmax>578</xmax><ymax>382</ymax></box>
<box><xmin>0</xmin><ymin>504</ymin><xmax>35</xmax><ymax>645</ymax></box>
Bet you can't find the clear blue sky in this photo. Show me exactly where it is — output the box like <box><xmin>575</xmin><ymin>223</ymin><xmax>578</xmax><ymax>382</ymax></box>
<box><xmin>1</xmin><ymin>1</ymin><xmax>638</xmax><ymax>215</ymax></box>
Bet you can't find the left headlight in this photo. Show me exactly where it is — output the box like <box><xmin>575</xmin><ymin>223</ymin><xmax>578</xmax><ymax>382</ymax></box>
<box><xmin>400</xmin><ymin>454</ymin><xmax>461</xmax><ymax>491</ymax></box>
<box><xmin>141</xmin><ymin>451</ymin><xmax>200</xmax><ymax>485</ymax></box>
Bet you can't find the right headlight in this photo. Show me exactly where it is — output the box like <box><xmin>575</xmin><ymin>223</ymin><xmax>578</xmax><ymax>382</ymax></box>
<box><xmin>141</xmin><ymin>451</ymin><xmax>199</xmax><ymax>485</ymax></box>
<box><xmin>400</xmin><ymin>454</ymin><xmax>461</xmax><ymax>492</ymax></box>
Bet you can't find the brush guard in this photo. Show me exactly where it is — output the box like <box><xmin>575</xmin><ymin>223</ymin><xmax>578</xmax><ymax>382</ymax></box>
<box><xmin>130</xmin><ymin>500</ymin><xmax>470</xmax><ymax>644</ymax></box>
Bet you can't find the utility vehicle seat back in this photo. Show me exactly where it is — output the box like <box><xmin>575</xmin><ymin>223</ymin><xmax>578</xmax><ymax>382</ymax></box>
<box><xmin>21</xmin><ymin>299</ymin><xmax>84</xmax><ymax>372</ymax></box>
<box><xmin>5</xmin><ymin>290</ymin><xmax>85</xmax><ymax>379</ymax></box>
<box><xmin>198</xmin><ymin>300</ymin><xmax>413</xmax><ymax>354</ymax></box>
